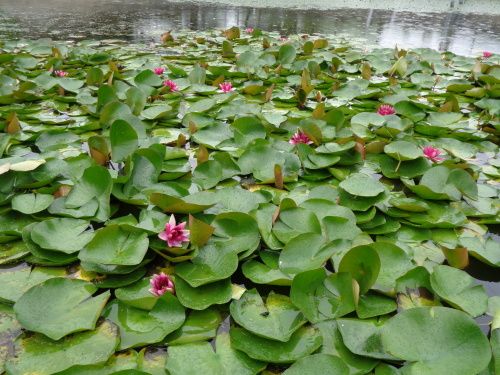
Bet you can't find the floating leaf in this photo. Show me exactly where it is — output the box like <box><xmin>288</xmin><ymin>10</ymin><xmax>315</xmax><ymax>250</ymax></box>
<box><xmin>14</xmin><ymin>278</ymin><xmax>110</xmax><ymax>340</ymax></box>
<box><xmin>381</xmin><ymin>307</ymin><xmax>491</xmax><ymax>375</ymax></box>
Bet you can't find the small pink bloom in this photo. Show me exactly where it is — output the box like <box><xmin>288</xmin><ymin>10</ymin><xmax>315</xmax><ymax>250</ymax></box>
<box><xmin>218</xmin><ymin>81</ymin><xmax>234</xmax><ymax>93</ymax></box>
<box><xmin>377</xmin><ymin>104</ymin><xmax>396</xmax><ymax>116</ymax></box>
<box><xmin>153</xmin><ymin>67</ymin><xmax>165</xmax><ymax>75</ymax></box>
<box><xmin>423</xmin><ymin>146</ymin><xmax>444</xmax><ymax>163</ymax></box>
<box><xmin>53</xmin><ymin>70</ymin><xmax>68</xmax><ymax>77</ymax></box>
<box><xmin>245</xmin><ymin>27</ymin><xmax>254</xmax><ymax>34</ymax></box>
<box><xmin>149</xmin><ymin>273</ymin><xmax>175</xmax><ymax>297</ymax></box>
<box><xmin>163</xmin><ymin>79</ymin><xmax>179</xmax><ymax>92</ymax></box>
<box><xmin>289</xmin><ymin>131</ymin><xmax>313</xmax><ymax>145</ymax></box>
<box><xmin>280</xmin><ymin>36</ymin><xmax>288</xmax><ymax>41</ymax></box>
<box><xmin>159</xmin><ymin>214</ymin><xmax>190</xmax><ymax>247</ymax></box>
<box><xmin>483</xmin><ymin>51</ymin><xmax>493</xmax><ymax>59</ymax></box>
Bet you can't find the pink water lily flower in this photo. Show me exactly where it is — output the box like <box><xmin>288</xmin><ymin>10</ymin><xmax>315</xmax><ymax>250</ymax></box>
<box><xmin>423</xmin><ymin>146</ymin><xmax>444</xmax><ymax>162</ymax></box>
<box><xmin>53</xmin><ymin>70</ymin><xmax>68</xmax><ymax>77</ymax></box>
<box><xmin>280</xmin><ymin>36</ymin><xmax>288</xmax><ymax>42</ymax></box>
<box><xmin>218</xmin><ymin>81</ymin><xmax>234</xmax><ymax>93</ymax></box>
<box><xmin>483</xmin><ymin>51</ymin><xmax>493</xmax><ymax>59</ymax></box>
<box><xmin>245</xmin><ymin>27</ymin><xmax>254</xmax><ymax>33</ymax></box>
<box><xmin>163</xmin><ymin>79</ymin><xmax>179</xmax><ymax>92</ymax></box>
<box><xmin>153</xmin><ymin>67</ymin><xmax>165</xmax><ymax>75</ymax></box>
<box><xmin>377</xmin><ymin>104</ymin><xmax>396</xmax><ymax>116</ymax></box>
<box><xmin>149</xmin><ymin>273</ymin><xmax>175</xmax><ymax>297</ymax></box>
<box><xmin>159</xmin><ymin>214</ymin><xmax>190</xmax><ymax>247</ymax></box>
<box><xmin>289</xmin><ymin>131</ymin><xmax>313</xmax><ymax>145</ymax></box>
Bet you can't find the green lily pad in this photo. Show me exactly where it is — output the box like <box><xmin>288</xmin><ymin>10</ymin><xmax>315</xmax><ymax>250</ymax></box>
<box><xmin>5</xmin><ymin>320</ymin><xmax>119</xmax><ymax>375</ymax></box>
<box><xmin>79</xmin><ymin>225</ymin><xmax>149</xmax><ymax>266</ymax></box>
<box><xmin>0</xmin><ymin>265</ymin><xmax>67</xmax><ymax>303</ymax></box>
<box><xmin>384</xmin><ymin>141</ymin><xmax>422</xmax><ymax>161</ymax></box>
<box><xmin>11</xmin><ymin>193</ymin><xmax>54</xmax><ymax>214</ymax></box>
<box><xmin>230</xmin><ymin>289</ymin><xmax>306</xmax><ymax>342</ymax></box>
<box><xmin>338</xmin><ymin>245</ymin><xmax>381</xmax><ymax>294</ymax></box>
<box><xmin>316</xmin><ymin>320</ymin><xmax>378</xmax><ymax>374</ymax></box>
<box><xmin>381</xmin><ymin>307</ymin><xmax>491</xmax><ymax>375</ymax></box>
<box><xmin>283</xmin><ymin>354</ymin><xmax>349</xmax><ymax>375</ymax></box>
<box><xmin>166</xmin><ymin>308</ymin><xmax>221</xmax><ymax>345</ymax></box>
<box><xmin>337</xmin><ymin>318</ymin><xmax>397</xmax><ymax>360</ymax></box>
<box><xmin>30</xmin><ymin>218</ymin><xmax>93</xmax><ymax>254</ymax></box>
<box><xmin>115</xmin><ymin>279</ymin><xmax>158</xmax><ymax>310</ymax></box>
<box><xmin>102</xmin><ymin>293</ymin><xmax>185</xmax><ymax>350</ymax></box>
<box><xmin>230</xmin><ymin>326</ymin><xmax>322</xmax><ymax>364</ymax></box>
<box><xmin>175</xmin><ymin>277</ymin><xmax>232</xmax><ymax>310</ymax></box>
<box><xmin>14</xmin><ymin>278</ymin><xmax>110</xmax><ymax>340</ymax></box>
<box><xmin>430</xmin><ymin>265</ymin><xmax>488</xmax><ymax>317</ymax></box>
<box><xmin>339</xmin><ymin>173</ymin><xmax>385</xmax><ymax>197</ymax></box>
<box><xmin>279</xmin><ymin>233</ymin><xmax>345</xmax><ymax>274</ymax></box>
<box><xmin>290</xmin><ymin>269</ymin><xmax>356</xmax><ymax>323</ymax></box>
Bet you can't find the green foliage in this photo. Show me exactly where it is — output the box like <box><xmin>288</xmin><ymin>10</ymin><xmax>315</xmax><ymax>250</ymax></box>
<box><xmin>0</xmin><ymin>29</ymin><xmax>497</xmax><ymax>373</ymax></box>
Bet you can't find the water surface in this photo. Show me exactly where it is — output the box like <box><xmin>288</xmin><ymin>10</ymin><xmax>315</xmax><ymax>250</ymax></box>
<box><xmin>1</xmin><ymin>0</ymin><xmax>499</xmax><ymax>55</ymax></box>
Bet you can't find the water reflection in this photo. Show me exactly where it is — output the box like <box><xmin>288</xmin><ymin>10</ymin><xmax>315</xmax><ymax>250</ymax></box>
<box><xmin>0</xmin><ymin>0</ymin><xmax>499</xmax><ymax>55</ymax></box>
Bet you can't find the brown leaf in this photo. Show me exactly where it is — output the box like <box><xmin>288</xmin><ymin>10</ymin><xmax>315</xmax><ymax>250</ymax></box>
<box><xmin>223</xmin><ymin>26</ymin><xmax>240</xmax><ymax>40</ymax></box>
<box><xmin>442</xmin><ymin>246</ymin><xmax>469</xmax><ymax>269</ymax></box>
<box><xmin>188</xmin><ymin>121</ymin><xmax>198</xmax><ymax>134</ymax></box>
<box><xmin>54</xmin><ymin>185</ymin><xmax>72</xmax><ymax>198</ymax></box>
<box><xmin>6</xmin><ymin>112</ymin><xmax>21</xmax><ymax>134</ymax></box>
<box><xmin>197</xmin><ymin>145</ymin><xmax>209</xmax><ymax>164</ymax></box>
<box><xmin>161</xmin><ymin>31</ymin><xmax>174</xmax><ymax>43</ymax></box>
<box><xmin>361</xmin><ymin>62</ymin><xmax>372</xmax><ymax>80</ymax></box>
<box><xmin>176</xmin><ymin>133</ymin><xmax>187</xmax><ymax>148</ymax></box>
<box><xmin>274</xmin><ymin>164</ymin><xmax>283</xmax><ymax>190</ymax></box>
<box><xmin>265</xmin><ymin>84</ymin><xmax>275</xmax><ymax>102</ymax></box>
<box><xmin>354</xmin><ymin>138</ymin><xmax>366</xmax><ymax>160</ymax></box>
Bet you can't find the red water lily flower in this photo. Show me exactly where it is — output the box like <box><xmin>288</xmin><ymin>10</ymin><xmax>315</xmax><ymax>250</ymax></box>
<box><xmin>218</xmin><ymin>81</ymin><xmax>234</xmax><ymax>93</ymax></box>
<box><xmin>423</xmin><ymin>146</ymin><xmax>444</xmax><ymax>162</ymax></box>
<box><xmin>289</xmin><ymin>131</ymin><xmax>313</xmax><ymax>145</ymax></box>
<box><xmin>377</xmin><ymin>104</ymin><xmax>396</xmax><ymax>116</ymax></box>
<box><xmin>163</xmin><ymin>79</ymin><xmax>179</xmax><ymax>92</ymax></box>
<box><xmin>158</xmin><ymin>214</ymin><xmax>190</xmax><ymax>247</ymax></box>
<box><xmin>53</xmin><ymin>70</ymin><xmax>68</xmax><ymax>77</ymax></box>
<box><xmin>483</xmin><ymin>51</ymin><xmax>493</xmax><ymax>59</ymax></box>
<box><xmin>153</xmin><ymin>67</ymin><xmax>165</xmax><ymax>75</ymax></box>
<box><xmin>245</xmin><ymin>27</ymin><xmax>254</xmax><ymax>33</ymax></box>
<box><xmin>149</xmin><ymin>273</ymin><xmax>175</xmax><ymax>297</ymax></box>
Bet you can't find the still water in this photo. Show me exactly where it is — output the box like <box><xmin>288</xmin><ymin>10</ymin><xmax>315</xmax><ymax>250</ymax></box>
<box><xmin>0</xmin><ymin>0</ymin><xmax>500</xmax><ymax>55</ymax></box>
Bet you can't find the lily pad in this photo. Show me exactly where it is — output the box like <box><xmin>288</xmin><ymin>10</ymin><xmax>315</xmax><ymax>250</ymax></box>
<box><xmin>14</xmin><ymin>278</ymin><xmax>110</xmax><ymax>340</ymax></box>
<box><xmin>230</xmin><ymin>289</ymin><xmax>306</xmax><ymax>342</ymax></box>
<box><xmin>5</xmin><ymin>320</ymin><xmax>119</xmax><ymax>375</ymax></box>
<box><xmin>381</xmin><ymin>307</ymin><xmax>491</xmax><ymax>375</ymax></box>
<box><xmin>230</xmin><ymin>326</ymin><xmax>322</xmax><ymax>364</ymax></box>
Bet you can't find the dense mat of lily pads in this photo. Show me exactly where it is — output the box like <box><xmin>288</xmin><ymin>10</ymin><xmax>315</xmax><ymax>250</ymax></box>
<box><xmin>0</xmin><ymin>28</ymin><xmax>499</xmax><ymax>374</ymax></box>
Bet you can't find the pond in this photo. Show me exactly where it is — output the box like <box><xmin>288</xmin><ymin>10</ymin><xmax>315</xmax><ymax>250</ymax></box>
<box><xmin>0</xmin><ymin>2</ymin><xmax>499</xmax><ymax>374</ymax></box>
<box><xmin>1</xmin><ymin>0</ymin><xmax>500</xmax><ymax>55</ymax></box>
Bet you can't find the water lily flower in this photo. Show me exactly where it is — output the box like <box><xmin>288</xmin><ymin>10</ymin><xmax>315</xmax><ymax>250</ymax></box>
<box><xmin>423</xmin><ymin>146</ymin><xmax>444</xmax><ymax>162</ymax></box>
<box><xmin>53</xmin><ymin>70</ymin><xmax>68</xmax><ymax>77</ymax></box>
<box><xmin>377</xmin><ymin>104</ymin><xmax>396</xmax><ymax>116</ymax></box>
<box><xmin>163</xmin><ymin>79</ymin><xmax>179</xmax><ymax>92</ymax></box>
<box><xmin>153</xmin><ymin>67</ymin><xmax>165</xmax><ymax>75</ymax></box>
<box><xmin>289</xmin><ymin>131</ymin><xmax>313</xmax><ymax>145</ymax></box>
<box><xmin>149</xmin><ymin>273</ymin><xmax>175</xmax><ymax>297</ymax></box>
<box><xmin>218</xmin><ymin>81</ymin><xmax>234</xmax><ymax>93</ymax></box>
<box><xmin>280</xmin><ymin>35</ymin><xmax>288</xmax><ymax>41</ymax></box>
<box><xmin>245</xmin><ymin>27</ymin><xmax>254</xmax><ymax>33</ymax></box>
<box><xmin>159</xmin><ymin>214</ymin><xmax>190</xmax><ymax>247</ymax></box>
<box><xmin>483</xmin><ymin>51</ymin><xmax>493</xmax><ymax>59</ymax></box>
